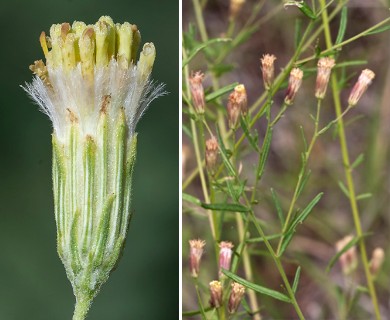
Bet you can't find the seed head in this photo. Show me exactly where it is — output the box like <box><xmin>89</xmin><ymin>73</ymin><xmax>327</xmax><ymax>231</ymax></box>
<box><xmin>209</xmin><ymin>280</ymin><xmax>223</xmax><ymax>308</ymax></box>
<box><xmin>285</xmin><ymin>68</ymin><xmax>303</xmax><ymax>105</ymax></box>
<box><xmin>189</xmin><ymin>71</ymin><xmax>206</xmax><ymax>114</ymax></box>
<box><xmin>335</xmin><ymin>235</ymin><xmax>358</xmax><ymax>275</ymax></box>
<box><xmin>219</xmin><ymin>241</ymin><xmax>234</xmax><ymax>278</ymax></box>
<box><xmin>189</xmin><ymin>239</ymin><xmax>206</xmax><ymax>278</ymax></box>
<box><xmin>315</xmin><ymin>57</ymin><xmax>335</xmax><ymax>99</ymax></box>
<box><xmin>348</xmin><ymin>69</ymin><xmax>375</xmax><ymax>106</ymax></box>
<box><xmin>228</xmin><ymin>282</ymin><xmax>245</xmax><ymax>314</ymax></box>
<box><xmin>205</xmin><ymin>136</ymin><xmax>219</xmax><ymax>174</ymax></box>
<box><xmin>261</xmin><ymin>54</ymin><xmax>276</xmax><ymax>90</ymax></box>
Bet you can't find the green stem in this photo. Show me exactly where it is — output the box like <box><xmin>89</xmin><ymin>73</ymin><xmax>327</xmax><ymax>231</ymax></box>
<box><xmin>318</xmin><ymin>1</ymin><xmax>381</xmax><ymax>319</ymax></box>
<box><xmin>72</xmin><ymin>294</ymin><xmax>92</xmax><ymax>320</ymax></box>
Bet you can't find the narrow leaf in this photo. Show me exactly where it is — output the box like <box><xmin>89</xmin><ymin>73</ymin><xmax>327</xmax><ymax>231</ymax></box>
<box><xmin>338</xmin><ymin>180</ymin><xmax>350</xmax><ymax>198</ymax></box>
<box><xmin>297</xmin><ymin>170</ymin><xmax>311</xmax><ymax>198</ymax></box>
<box><xmin>201</xmin><ymin>202</ymin><xmax>250</xmax><ymax>212</ymax></box>
<box><xmin>216</xmin><ymin>126</ymin><xmax>236</xmax><ymax>177</ymax></box>
<box><xmin>366</xmin><ymin>24</ymin><xmax>390</xmax><ymax>35</ymax></box>
<box><xmin>326</xmin><ymin>236</ymin><xmax>360</xmax><ymax>273</ymax></box>
<box><xmin>182</xmin><ymin>38</ymin><xmax>232</xmax><ymax>68</ymax></box>
<box><xmin>222</xmin><ymin>269</ymin><xmax>291</xmax><ymax>303</ymax></box>
<box><xmin>292</xmin><ymin>266</ymin><xmax>301</xmax><ymax>293</ymax></box>
<box><xmin>294</xmin><ymin>19</ymin><xmax>302</xmax><ymax>50</ymax></box>
<box><xmin>335</xmin><ymin>7</ymin><xmax>348</xmax><ymax>45</ymax></box>
<box><xmin>256</xmin><ymin>127</ymin><xmax>273</xmax><ymax>179</ymax></box>
<box><xmin>205</xmin><ymin>82</ymin><xmax>238</xmax><ymax>102</ymax></box>
<box><xmin>356</xmin><ymin>193</ymin><xmax>372</xmax><ymax>201</ymax></box>
<box><xmin>246</xmin><ymin>233</ymin><xmax>283</xmax><ymax>243</ymax></box>
<box><xmin>351</xmin><ymin>153</ymin><xmax>364</xmax><ymax>169</ymax></box>
<box><xmin>183</xmin><ymin>193</ymin><xmax>201</xmax><ymax>205</ymax></box>
<box><xmin>240</xmin><ymin>117</ymin><xmax>260</xmax><ymax>152</ymax></box>
<box><xmin>271</xmin><ymin>188</ymin><xmax>285</xmax><ymax>226</ymax></box>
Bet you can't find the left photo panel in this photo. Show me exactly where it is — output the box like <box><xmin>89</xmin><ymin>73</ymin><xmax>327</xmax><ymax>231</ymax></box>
<box><xmin>0</xmin><ymin>1</ymin><xmax>178</xmax><ymax>319</ymax></box>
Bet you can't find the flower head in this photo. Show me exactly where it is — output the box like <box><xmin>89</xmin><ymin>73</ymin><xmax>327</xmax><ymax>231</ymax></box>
<box><xmin>261</xmin><ymin>54</ymin><xmax>277</xmax><ymax>90</ymax></box>
<box><xmin>228</xmin><ymin>282</ymin><xmax>246</xmax><ymax>314</ymax></box>
<box><xmin>348</xmin><ymin>69</ymin><xmax>375</xmax><ymax>106</ymax></box>
<box><xmin>227</xmin><ymin>84</ymin><xmax>247</xmax><ymax>129</ymax></box>
<box><xmin>189</xmin><ymin>239</ymin><xmax>206</xmax><ymax>278</ymax></box>
<box><xmin>335</xmin><ymin>235</ymin><xmax>358</xmax><ymax>275</ymax></box>
<box><xmin>23</xmin><ymin>16</ymin><xmax>165</xmax><ymax>318</ymax></box>
<box><xmin>219</xmin><ymin>241</ymin><xmax>234</xmax><ymax>278</ymax></box>
<box><xmin>209</xmin><ymin>280</ymin><xmax>223</xmax><ymax>308</ymax></box>
<box><xmin>189</xmin><ymin>71</ymin><xmax>206</xmax><ymax>114</ymax></box>
<box><xmin>205</xmin><ymin>136</ymin><xmax>219</xmax><ymax>174</ymax></box>
<box><xmin>370</xmin><ymin>247</ymin><xmax>385</xmax><ymax>277</ymax></box>
<box><xmin>315</xmin><ymin>57</ymin><xmax>335</xmax><ymax>99</ymax></box>
<box><xmin>285</xmin><ymin>68</ymin><xmax>303</xmax><ymax>105</ymax></box>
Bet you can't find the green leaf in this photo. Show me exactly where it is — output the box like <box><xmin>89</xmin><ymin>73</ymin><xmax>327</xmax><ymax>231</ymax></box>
<box><xmin>216</xmin><ymin>126</ymin><xmax>236</xmax><ymax>177</ymax></box>
<box><xmin>335</xmin><ymin>7</ymin><xmax>348</xmax><ymax>45</ymax></box>
<box><xmin>284</xmin><ymin>1</ymin><xmax>316</xmax><ymax>20</ymax></box>
<box><xmin>294</xmin><ymin>19</ymin><xmax>302</xmax><ymax>50</ymax></box>
<box><xmin>205</xmin><ymin>82</ymin><xmax>238</xmax><ymax>102</ymax></box>
<box><xmin>351</xmin><ymin>153</ymin><xmax>364</xmax><ymax>169</ymax></box>
<box><xmin>222</xmin><ymin>269</ymin><xmax>291</xmax><ymax>303</ymax></box>
<box><xmin>292</xmin><ymin>266</ymin><xmax>301</xmax><ymax>293</ymax></box>
<box><xmin>297</xmin><ymin>170</ymin><xmax>311</xmax><ymax>198</ymax></box>
<box><xmin>366</xmin><ymin>24</ymin><xmax>390</xmax><ymax>35</ymax></box>
<box><xmin>240</xmin><ymin>117</ymin><xmax>260</xmax><ymax>152</ymax></box>
<box><xmin>271</xmin><ymin>188</ymin><xmax>285</xmax><ymax>226</ymax></box>
<box><xmin>326</xmin><ymin>235</ymin><xmax>360</xmax><ymax>273</ymax></box>
<box><xmin>356</xmin><ymin>193</ymin><xmax>372</xmax><ymax>201</ymax></box>
<box><xmin>246</xmin><ymin>233</ymin><xmax>283</xmax><ymax>243</ymax></box>
<box><xmin>256</xmin><ymin>127</ymin><xmax>273</xmax><ymax>179</ymax></box>
<box><xmin>201</xmin><ymin>202</ymin><xmax>250</xmax><ymax>212</ymax></box>
<box><xmin>182</xmin><ymin>38</ymin><xmax>232</xmax><ymax>68</ymax></box>
<box><xmin>183</xmin><ymin>193</ymin><xmax>201</xmax><ymax>205</ymax></box>
<box><xmin>338</xmin><ymin>180</ymin><xmax>350</xmax><ymax>198</ymax></box>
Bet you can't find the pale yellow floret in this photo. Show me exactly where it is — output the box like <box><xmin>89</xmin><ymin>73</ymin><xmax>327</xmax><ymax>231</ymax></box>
<box><xmin>62</xmin><ymin>33</ymin><xmax>77</xmax><ymax>71</ymax></box>
<box><xmin>138</xmin><ymin>43</ymin><xmax>156</xmax><ymax>80</ymax></box>
<box><xmin>116</xmin><ymin>22</ymin><xmax>133</xmax><ymax>69</ymax></box>
<box><xmin>94</xmin><ymin>21</ymin><xmax>111</xmax><ymax>67</ymax></box>
<box><xmin>79</xmin><ymin>28</ymin><xmax>95</xmax><ymax>81</ymax></box>
<box><xmin>50</xmin><ymin>24</ymin><xmax>64</xmax><ymax>68</ymax></box>
<box><xmin>99</xmin><ymin>16</ymin><xmax>116</xmax><ymax>59</ymax></box>
<box><xmin>131</xmin><ymin>26</ymin><xmax>141</xmax><ymax>63</ymax></box>
<box><xmin>71</xmin><ymin>21</ymin><xmax>87</xmax><ymax>38</ymax></box>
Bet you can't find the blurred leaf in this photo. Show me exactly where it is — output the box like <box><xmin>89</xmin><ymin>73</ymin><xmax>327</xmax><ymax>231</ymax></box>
<box><xmin>256</xmin><ymin>127</ymin><xmax>273</xmax><ymax>179</ymax></box>
<box><xmin>205</xmin><ymin>82</ymin><xmax>238</xmax><ymax>102</ymax></box>
<box><xmin>216</xmin><ymin>126</ymin><xmax>236</xmax><ymax>177</ymax></box>
<box><xmin>201</xmin><ymin>202</ymin><xmax>250</xmax><ymax>212</ymax></box>
<box><xmin>246</xmin><ymin>233</ymin><xmax>283</xmax><ymax>243</ymax></box>
<box><xmin>356</xmin><ymin>193</ymin><xmax>372</xmax><ymax>201</ymax></box>
<box><xmin>211</xmin><ymin>63</ymin><xmax>235</xmax><ymax>77</ymax></box>
<box><xmin>241</xmin><ymin>117</ymin><xmax>260</xmax><ymax>152</ymax></box>
<box><xmin>294</xmin><ymin>19</ymin><xmax>303</xmax><ymax>50</ymax></box>
<box><xmin>182</xmin><ymin>307</ymin><xmax>213</xmax><ymax>317</ymax></box>
<box><xmin>326</xmin><ymin>235</ymin><xmax>360</xmax><ymax>273</ymax></box>
<box><xmin>338</xmin><ymin>180</ymin><xmax>350</xmax><ymax>198</ymax></box>
<box><xmin>182</xmin><ymin>38</ymin><xmax>232</xmax><ymax>68</ymax></box>
<box><xmin>366</xmin><ymin>24</ymin><xmax>390</xmax><ymax>35</ymax></box>
<box><xmin>223</xmin><ymin>269</ymin><xmax>291</xmax><ymax>303</ymax></box>
<box><xmin>292</xmin><ymin>266</ymin><xmax>301</xmax><ymax>293</ymax></box>
<box><xmin>183</xmin><ymin>193</ymin><xmax>201</xmax><ymax>205</ymax></box>
<box><xmin>182</xmin><ymin>123</ymin><xmax>192</xmax><ymax>139</ymax></box>
<box><xmin>271</xmin><ymin>188</ymin><xmax>285</xmax><ymax>226</ymax></box>
<box><xmin>351</xmin><ymin>153</ymin><xmax>364</xmax><ymax>169</ymax></box>
<box><xmin>335</xmin><ymin>7</ymin><xmax>348</xmax><ymax>45</ymax></box>
<box><xmin>300</xmin><ymin>126</ymin><xmax>307</xmax><ymax>151</ymax></box>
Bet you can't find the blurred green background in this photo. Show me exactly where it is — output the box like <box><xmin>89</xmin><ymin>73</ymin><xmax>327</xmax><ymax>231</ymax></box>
<box><xmin>0</xmin><ymin>0</ymin><xmax>178</xmax><ymax>319</ymax></box>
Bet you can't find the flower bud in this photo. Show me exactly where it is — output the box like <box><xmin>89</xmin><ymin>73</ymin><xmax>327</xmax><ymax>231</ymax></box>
<box><xmin>205</xmin><ymin>136</ymin><xmax>219</xmax><ymax>174</ymax></box>
<box><xmin>189</xmin><ymin>239</ymin><xmax>206</xmax><ymax>278</ymax></box>
<box><xmin>228</xmin><ymin>282</ymin><xmax>245</xmax><ymax>314</ymax></box>
<box><xmin>261</xmin><ymin>54</ymin><xmax>276</xmax><ymax>90</ymax></box>
<box><xmin>369</xmin><ymin>247</ymin><xmax>385</xmax><ymax>277</ymax></box>
<box><xmin>189</xmin><ymin>71</ymin><xmax>206</xmax><ymax>114</ymax></box>
<box><xmin>285</xmin><ymin>68</ymin><xmax>303</xmax><ymax>105</ymax></box>
<box><xmin>230</xmin><ymin>0</ymin><xmax>245</xmax><ymax>20</ymax></box>
<box><xmin>219</xmin><ymin>241</ymin><xmax>234</xmax><ymax>278</ymax></box>
<box><xmin>335</xmin><ymin>235</ymin><xmax>358</xmax><ymax>275</ymax></box>
<box><xmin>209</xmin><ymin>280</ymin><xmax>223</xmax><ymax>308</ymax></box>
<box><xmin>315</xmin><ymin>57</ymin><xmax>335</xmax><ymax>99</ymax></box>
<box><xmin>348</xmin><ymin>69</ymin><xmax>375</xmax><ymax>106</ymax></box>
<box><xmin>227</xmin><ymin>84</ymin><xmax>247</xmax><ymax>129</ymax></box>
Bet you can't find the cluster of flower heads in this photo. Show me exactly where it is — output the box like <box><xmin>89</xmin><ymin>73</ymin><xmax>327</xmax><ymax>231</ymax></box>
<box><xmin>335</xmin><ymin>235</ymin><xmax>384</xmax><ymax>278</ymax></box>
<box><xmin>188</xmin><ymin>239</ymin><xmax>246</xmax><ymax>314</ymax></box>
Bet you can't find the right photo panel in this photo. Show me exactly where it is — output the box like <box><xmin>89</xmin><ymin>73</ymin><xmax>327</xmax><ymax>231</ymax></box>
<box><xmin>182</xmin><ymin>0</ymin><xmax>390</xmax><ymax>319</ymax></box>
